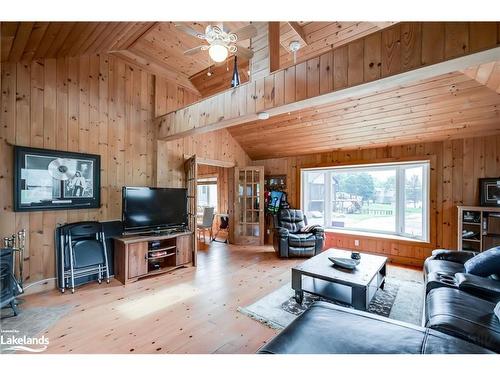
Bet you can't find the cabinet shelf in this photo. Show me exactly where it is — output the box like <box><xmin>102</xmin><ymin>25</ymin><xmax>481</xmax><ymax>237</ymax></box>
<box><xmin>147</xmin><ymin>252</ymin><xmax>176</xmax><ymax>261</ymax></box>
<box><xmin>148</xmin><ymin>245</ymin><xmax>176</xmax><ymax>253</ymax></box>
<box><xmin>462</xmin><ymin>238</ymin><xmax>480</xmax><ymax>243</ymax></box>
<box><xmin>114</xmin><ymin>232</ymin><xmax>193</xmax><ymax>285</ymax></box>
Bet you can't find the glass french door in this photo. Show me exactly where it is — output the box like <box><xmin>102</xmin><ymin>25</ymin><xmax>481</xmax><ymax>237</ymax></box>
<box><xmin>234</xmin><ymin>166</ymin><xmax>264</xmax><ymax>245</ymax></box>
<box><xmin>184</xmin><ymin>155</ymin><xmax>197</xmax><ymax>265</ymax></box>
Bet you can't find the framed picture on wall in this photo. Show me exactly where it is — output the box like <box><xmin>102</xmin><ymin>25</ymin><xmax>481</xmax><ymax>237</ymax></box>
<box><xmin>13</xmin><ymin>146</ymin><xmax>100</xmax><ymax>211</ymax></box>
<box><xmin>479</xmin><ymin>177</ymin><xmax>500</xmax><ymax>207</ymax></box>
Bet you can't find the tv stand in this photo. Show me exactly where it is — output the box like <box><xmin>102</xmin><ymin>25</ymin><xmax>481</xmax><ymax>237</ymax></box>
<box><xmin>114</xmin><ymin>231</ymin><xmax>193</xmax><ymax>285</ymax></box>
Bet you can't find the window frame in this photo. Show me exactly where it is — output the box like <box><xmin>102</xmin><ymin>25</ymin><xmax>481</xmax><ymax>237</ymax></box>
<box><xmin>300</xmin><ymin>160</ymin><xmax>430</xmax><ymax>242</ymax></box>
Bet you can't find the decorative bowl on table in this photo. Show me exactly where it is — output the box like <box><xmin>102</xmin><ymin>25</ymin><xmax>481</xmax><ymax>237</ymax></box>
<box><xmin>328</xmin><ymin>257</ymin><xmax>360</xmax><ymax>270</ymax></box>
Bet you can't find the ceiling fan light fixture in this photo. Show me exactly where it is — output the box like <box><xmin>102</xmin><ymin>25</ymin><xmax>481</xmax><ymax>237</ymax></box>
<box><xmin>208</xmin><ymin>44</ymin><xmax>228</xmax><ymax>63</ymax></box>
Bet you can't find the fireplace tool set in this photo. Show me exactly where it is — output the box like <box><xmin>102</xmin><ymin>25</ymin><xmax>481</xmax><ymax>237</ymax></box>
<box><xmin>1</xmin><ymin>229</ymin><xmax>25</xmax><ymax>315</ymax></box>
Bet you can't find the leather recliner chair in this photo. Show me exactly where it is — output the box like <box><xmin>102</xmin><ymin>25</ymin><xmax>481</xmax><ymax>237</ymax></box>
<box><xmin>273</xmin><ymin>209</ymin><xmax>324</xmax><ymax>258</ymax></box>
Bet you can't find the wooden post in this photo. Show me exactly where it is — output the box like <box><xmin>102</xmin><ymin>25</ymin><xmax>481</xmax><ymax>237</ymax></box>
<box><xmin>269</xmin><ymin>22</ymin><xmax>280</xmax><ymax>73</ymax></box>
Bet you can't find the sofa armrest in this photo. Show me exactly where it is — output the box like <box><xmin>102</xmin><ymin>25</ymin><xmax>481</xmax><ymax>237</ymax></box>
<box><xmin>456</xmin><ymin>273</ymin><xmax>500</xmax><ymax>302</ymax></box>
<box><xmin>274</xmin><ymin>227</ymin><xmax>289</xmax><ymax>238</ymax></box>
<box><xmin>312</xmin><ymin>226</ymin><xmax>325</xmax><ymax>236</ymax></box>
<box><xmin>431</xmin><ymin>249</ymin><xmax>477</xmax><ymax>263</ymax></box>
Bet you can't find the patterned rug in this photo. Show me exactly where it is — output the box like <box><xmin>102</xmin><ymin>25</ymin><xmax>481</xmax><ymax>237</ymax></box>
<box><xmin>1</xmin><ymin>303</ymin><xmax>72</xmax><ymax>354</ymax></box>
<box><xmin>238</xmin><ymin>265</ymin><xmax>424</xmax><ymax>330</ymax></box>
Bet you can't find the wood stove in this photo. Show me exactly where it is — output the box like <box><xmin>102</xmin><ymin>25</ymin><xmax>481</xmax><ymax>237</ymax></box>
<box><xmin>0</xmin><ymin>248</ymin><xmax>20</xmax><ymax>315</ymax></box>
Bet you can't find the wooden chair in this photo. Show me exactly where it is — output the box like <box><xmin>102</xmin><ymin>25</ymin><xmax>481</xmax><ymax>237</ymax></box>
<box><xmin>197</xmin><ymin>207</ymin><xmax>215</xmax><ymax>243</ymax></box>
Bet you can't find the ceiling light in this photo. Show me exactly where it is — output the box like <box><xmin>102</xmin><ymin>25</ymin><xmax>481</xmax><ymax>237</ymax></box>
<box><xmin>208</xmin><ymin>44</ymin><xmax>228</xmax><ymax>63</ymax></box>
<box><xmin>257</xmin><ymin>112</ymin><xmax>270</xmax><ymax>120</ymax></box>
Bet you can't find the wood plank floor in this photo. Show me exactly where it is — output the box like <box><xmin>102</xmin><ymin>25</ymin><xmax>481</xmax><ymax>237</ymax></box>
<box><xmin>19</xmin><ymin>242</ymin><xmax>304</xmax><ymax>354</ymax></box>
<box><xmin>18</xmin><ymin>242</ymin><xmax>420</xmax><ymax>354</ymax></box>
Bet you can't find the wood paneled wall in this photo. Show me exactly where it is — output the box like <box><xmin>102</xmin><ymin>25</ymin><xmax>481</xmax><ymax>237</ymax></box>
<box><xmin>0</xmin><ymin>59</ymin><xmax>249</xmax><ymax>287</ymax></box>
<box><xmin>154</xmin><ymin>71</ymin><xmax>250</xmax><ymax>189</ymax></box>
<box><xmin>0</xmin><ymin>55</ymin><xmax>156</xmax><ymax>285</ymax></box>
<box><xmin>257</xmin><ymin>135</ymin><xmax>500</xmax><ymax>266</ymax></box>
<box><xmin>156</xmin><ymin>22</ymin><xmax>500</xmax><ymax>141</ymax></box>
<box><xmin>156</xmin><ymin>129</ymin><xmax>251</xmax><ymax>188</ymax></box>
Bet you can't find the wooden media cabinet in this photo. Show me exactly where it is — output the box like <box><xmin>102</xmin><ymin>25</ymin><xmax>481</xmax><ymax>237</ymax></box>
<box><xmin>114</xmin><ymin>231</ymin><xmax>193</xmax><ymax>284</ymax></box>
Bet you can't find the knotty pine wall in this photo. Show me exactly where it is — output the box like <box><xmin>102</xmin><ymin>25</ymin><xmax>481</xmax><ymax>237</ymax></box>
<box><xmin>0</xmin><ymin>55</ymin><xmax>201</xmax><ymax>287</ymax></box>
<box><xmin>257</xmin><ymin>136</ymin><xmax>500</xmax><ymax>266</ymax></box>
<box><xmin>154</xmin><ymin>76</ymin><xmax>250</xmax><ymax>188</ymax></box>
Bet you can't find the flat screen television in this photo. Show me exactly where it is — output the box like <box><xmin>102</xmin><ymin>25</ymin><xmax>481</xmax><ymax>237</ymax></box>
<box><xmin>122</xmin><ymin>187</ymin><xmax>188</xmax><ymax>233</ymax></box>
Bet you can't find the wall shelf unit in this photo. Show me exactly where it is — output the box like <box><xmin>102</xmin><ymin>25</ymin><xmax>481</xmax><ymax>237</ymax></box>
<box><xmin>458</xmin><ymin>206</ymin><xmax>500</xmax><ymax>252</ymax></box>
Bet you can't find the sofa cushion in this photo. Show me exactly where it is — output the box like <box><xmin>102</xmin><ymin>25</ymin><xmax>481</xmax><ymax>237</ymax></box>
<box><xmin>495</xmin><ymin>302</ymin><xmax>500</xmax><ymax>322</ymax></box>
<box><xmin>424</xmin><ymin>258</ymin><xmax>465</xmax><ymax>277</ymax></box>
<box><xmin>464</xmin><ymin>246</ymin><xmax>500</xmax><ymax>277</ymax></box>
<box><xmin>258</xmin><ymin>302</ymin><xmax>492</xmax><ymax>354</ymax></box>
<box><xmin>288</xmin><ymin>233</ymin><xmax>316</xmax><ymax>247</ymax></box>
<box><xmin>288</xmin><ymin>246</ymin><xmax>316</xmax><ymax>257</ymax></box>
<box><xmin>278</xmin><ymin>209</ymin><xmax>306</xmax><ymax>233</ymax></box>
<box><xmin>425</xmin><ymin>288</ymin><xmax>500</xmax><ymax>352</ymax></box>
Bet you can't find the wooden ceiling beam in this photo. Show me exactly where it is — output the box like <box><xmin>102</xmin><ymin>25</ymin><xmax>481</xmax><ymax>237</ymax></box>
<box><xmin>287</xmin><ymin>22</ymin><xmax>308</xmax><ymax>46</ymax></box>
<box><xmin>109</xmin><ymin>49</ymin><xmax>200</xmax><ymax>94</ymax></box>
<box><xmin>269</xmin><ymin>22</ymin><xmax>281</xmax><ymax>73</ymax></box>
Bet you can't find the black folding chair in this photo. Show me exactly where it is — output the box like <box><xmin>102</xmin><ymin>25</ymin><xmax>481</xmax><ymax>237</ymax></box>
<box><xmin>212</xmin><ymin>214</ymin><xmax>229</xmax><ymax>243</ymax></box>
<box><xmin>60</xmin><ymin>222</ymin><xmax>110</xmax><ymax>293</ymax></box>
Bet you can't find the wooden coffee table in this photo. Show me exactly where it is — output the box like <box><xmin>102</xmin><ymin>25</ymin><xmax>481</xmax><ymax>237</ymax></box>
<box><xmin>291</xmin><ymin>248</ymin><xmax>387</xmax><ymax>311</ymax></box>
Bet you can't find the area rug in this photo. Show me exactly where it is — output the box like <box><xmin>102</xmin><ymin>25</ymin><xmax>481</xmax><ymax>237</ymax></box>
<box><xmin>238</xmin><ymin>265</ymin><xmax>423</xmax><ymax>330</ymax></box>
<box><xmin>1</xmin><ymin>304</ymin><xmax>72</xmax><ymax>353</ymax></box>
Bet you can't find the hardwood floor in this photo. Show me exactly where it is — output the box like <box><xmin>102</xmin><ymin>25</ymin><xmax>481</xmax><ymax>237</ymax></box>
<box><xmin>19</xmin><ymin>242</ymin><xmax>421</xmax><ymax>354</ymax></box>
<box><xmin>20</xmin><ymin>242</ymin><xmax>304</xmax><ymax>354</ymax></box>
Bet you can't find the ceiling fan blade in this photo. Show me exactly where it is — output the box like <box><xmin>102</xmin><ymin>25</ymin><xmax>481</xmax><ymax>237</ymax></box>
<box><xmin>232</xmin><ymin>24</ymin><xmax>258</xmax><ymax>41</ymax></box>
<box><xmin>184</xmin><ymin>45</ymin><xmax>205</xmax><ymax>56</ymax></box>
<box><xmin>175</xmin><ymin>23</ymin><xmax>206</xmax><ymax>39</ymax></box>
<box><xmin>234</xmin><ymin>45</ymin><xmax>254</xmax><ymax>60</ymax></box>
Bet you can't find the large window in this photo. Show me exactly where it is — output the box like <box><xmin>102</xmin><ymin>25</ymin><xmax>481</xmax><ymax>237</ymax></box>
<box><xmin>197</xmin><ymin>177</ymin><xmax>218</xmax><ymax>213</ymax></box>
<box><xmin>301</xmin><ymin>161</ymin><xmax>429</xmax><ymax>241</ymax></box>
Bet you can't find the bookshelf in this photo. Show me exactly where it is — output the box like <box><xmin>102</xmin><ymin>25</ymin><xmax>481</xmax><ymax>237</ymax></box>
<box><xmin>457</xmin><ymin>206</ymin><xmax>500</xmax><ymax>252</ymax></box>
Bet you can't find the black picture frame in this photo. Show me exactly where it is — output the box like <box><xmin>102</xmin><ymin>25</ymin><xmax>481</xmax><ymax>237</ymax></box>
<box><xmin>479</xmin><ymin>177</ymin><xmax>500</xmax><ymax>207</ymax></box>
<box><xmin>13</xmin><ymin>146</ymin><xmax>101</xmax><ymax>212</ymax></box>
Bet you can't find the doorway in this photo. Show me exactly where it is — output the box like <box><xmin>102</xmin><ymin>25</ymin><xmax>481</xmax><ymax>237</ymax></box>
<box><xmin>197</xmin><ymin>164</ymin><xmax>231</xmax><ymax>244</ymax></box>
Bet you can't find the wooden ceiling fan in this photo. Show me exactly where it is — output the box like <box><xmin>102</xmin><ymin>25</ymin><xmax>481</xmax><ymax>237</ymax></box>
<box><xmin>175</xmin><ymin>23</ymin><xmax>257</xmax><ymax>62</ymax></box>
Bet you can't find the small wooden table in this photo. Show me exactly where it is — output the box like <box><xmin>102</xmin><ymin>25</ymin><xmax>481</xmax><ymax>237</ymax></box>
<box><xmin>291</xmin><ymin>248</ymin><xmax>387</xmax><ymax>311</ymax></box>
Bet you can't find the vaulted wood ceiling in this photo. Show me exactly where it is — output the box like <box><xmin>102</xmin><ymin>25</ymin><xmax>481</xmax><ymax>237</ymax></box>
<box><xmin>278</xmin><ymin>21</ymin><xmax>395</xmax><ymax>68</ymax></box>
<box><xmin>228</xmin><ymin>62</ymin><xmax>500</xmax><ymax>159</ymax></box>
<box><xmin>1</xmin><ymin>21</ymin><xmax>394</xmax><ymax>96</ymax></box>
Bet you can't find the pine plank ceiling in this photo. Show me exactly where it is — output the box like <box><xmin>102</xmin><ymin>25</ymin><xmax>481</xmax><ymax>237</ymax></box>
<box><xmin>228</xmin><ymin>62</ymin><xmax>500</xmax><ymax>159</ymax></box>
<box><xmin>0</xmin><ymin>21</ymin><xmax>393</xmax><ymax>95</ymax></box>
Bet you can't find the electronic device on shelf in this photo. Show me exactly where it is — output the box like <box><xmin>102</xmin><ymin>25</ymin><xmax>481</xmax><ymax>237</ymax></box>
<box><xmin>122</xmin><ymin>187</ymin><xmax>188</xmax><ymax>235</ymax></box>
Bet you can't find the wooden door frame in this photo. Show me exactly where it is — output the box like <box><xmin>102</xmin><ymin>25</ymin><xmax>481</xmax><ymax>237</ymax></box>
<box><xmin>233</xmin><ymin>166</ymin><xmax>265</xmax><ymax>246</ymax></box>
<box><xmin>184</xmin><ymin>155</ymin><xmax>198</xmax><ymax>266</ymax></box>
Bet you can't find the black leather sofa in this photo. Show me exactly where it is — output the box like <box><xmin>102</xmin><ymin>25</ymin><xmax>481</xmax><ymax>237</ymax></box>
<box><xmin>258</xmin><ymin>248</ymin><xmax>500</xmax><ymax>354</ymax></box>
<box><xmin>258</xmin><ymin>302</ymin><xmax>492</xmax><ymax>354</ymax></box>
<box><xmin>273</xmin><ymin>209</ymin><xmax>324</xmax><ymax>258</ymax></box>
<box><xmin>423</xmin><ymin>249</ymin><xmax>500</xmax><ymax>352</ymax></box>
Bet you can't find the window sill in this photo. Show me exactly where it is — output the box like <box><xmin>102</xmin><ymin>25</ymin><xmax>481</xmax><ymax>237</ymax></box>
<box><xmin>325</xmin><ymin>228</ymin><xmax>431</xmax><ymax>245</ymax></box>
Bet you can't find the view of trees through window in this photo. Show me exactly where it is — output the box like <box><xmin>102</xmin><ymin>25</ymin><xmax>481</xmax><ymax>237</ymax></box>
<box><xmin>302</xmin><ymin>162</ymin><xmax>428</xmax><ymax>240</ymax></box>
<box><xmin>197</xmin><ymin>178</ymin><xmax>218</xmax><ymax>214</ymax></box>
